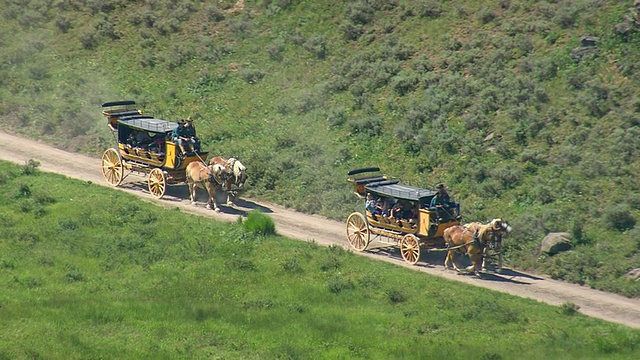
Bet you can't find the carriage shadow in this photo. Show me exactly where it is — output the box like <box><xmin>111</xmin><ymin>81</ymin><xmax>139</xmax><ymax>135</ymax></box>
<box><xmin>365</xmin><ymin>245</ymin><xmax>448</xmax><ymax>269</ymax></box>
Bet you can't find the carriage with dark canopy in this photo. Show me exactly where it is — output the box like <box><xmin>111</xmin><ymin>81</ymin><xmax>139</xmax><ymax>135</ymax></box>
<box><xmin>100</xmin><ymin>100</ymin><xmax>208</xmax><ymax>198</ymax></box>
<box><xmin>346</xmin><ymin>167</ymin><xmax>462</xmax><ymax>265</ymax></box>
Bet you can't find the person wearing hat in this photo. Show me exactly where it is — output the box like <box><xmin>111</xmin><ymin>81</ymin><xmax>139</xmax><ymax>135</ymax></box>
<box><xmin>183</xmin><ymin>118</ymin><xmax>201</xmax><ymax>153</ymax></box>
<box><xmin>430</xmin><ymin>183</ymin><xmax>459</xmax><ymax>222</ymax></box>
<box><xmin>171</xmin><ymin>119</ymin><xmax>190</xmax><ymax>154</ymax></box>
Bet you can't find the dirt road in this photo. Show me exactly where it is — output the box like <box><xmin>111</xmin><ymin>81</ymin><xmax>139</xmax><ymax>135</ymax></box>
<box><xmin>2</xmin><ymin>131</ymin><xmax>639</xmax><ymax>329</ymax></box>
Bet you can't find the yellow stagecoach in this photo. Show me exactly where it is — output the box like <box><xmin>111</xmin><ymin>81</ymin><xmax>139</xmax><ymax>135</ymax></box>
<box><xmin>100</xmin><ymin>100</ymin><xmax>208</xmax><ymax>198</ymax></box>
<box><xmin>346</xmin><ymin>167</ymin><xmax>461</xmax><ymax>265</ymax></box>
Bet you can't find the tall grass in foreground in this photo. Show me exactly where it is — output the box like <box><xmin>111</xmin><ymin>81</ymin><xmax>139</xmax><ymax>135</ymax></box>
<box><xmin>0</xmin><ymin>160</ymin><xmax>638</xmax><ymax>359</ymax></box>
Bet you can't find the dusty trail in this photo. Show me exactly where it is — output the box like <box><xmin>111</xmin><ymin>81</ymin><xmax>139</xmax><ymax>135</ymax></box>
<box><xmin>1</xmin><ymin>131</ymin><xmax>639</xmax><ymax>329</ymax></box>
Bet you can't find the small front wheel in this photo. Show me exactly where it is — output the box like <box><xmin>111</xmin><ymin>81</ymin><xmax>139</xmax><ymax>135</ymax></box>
<box><xmin>346</xmin><ymin>212</ymin><xmax>370</xmax><ymax>251</ymax></box>
<box><xmin>400</xmin><ymin>234</ymin><xmax>420</xmax><ymax>265</ymax></box>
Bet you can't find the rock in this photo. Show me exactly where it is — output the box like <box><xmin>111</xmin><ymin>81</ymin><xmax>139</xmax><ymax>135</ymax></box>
<box><xmin>580</xmin><ymin>36</ymin><xmax>598</xmax><ymax>47</ymax></box>
<box><xmin>625</xmin><ymin>268</ymin><xmax>640</xmax><ymax>281</ymax></box>
<box><xmin>541</xmin><ymin>232</ymin><xmax>573</xmax><ymax>255</ymax></box>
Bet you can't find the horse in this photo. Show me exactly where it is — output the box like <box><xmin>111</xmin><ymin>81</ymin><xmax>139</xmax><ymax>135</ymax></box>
<box><xmin>208</xmin><ymin>156</ymin><xmax>247</xmax><ymax>206</ymax></box>
<box><xmin>464</xmin><ymin>218</ymin><xmax>512</xmax><ymax>271</ymax></box>
<box><xmin>443</xmin><ymin>225</ymin><xmax>483</xmax><ymax>277</ymax></box>
<box><xmin>185</xmin><ymin>162</ymin><xmax>227</xmax><ymax>212</ymax></box>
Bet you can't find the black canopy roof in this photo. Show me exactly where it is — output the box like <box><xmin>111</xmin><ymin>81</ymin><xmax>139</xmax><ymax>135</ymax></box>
<box><xmin>118</xmin><ymin>116</ymin><xmax>176</xmax><ymax>133</ymax></box>
<box><xmin>365</xmin><ymin>180</ymin><xmax>437</xmax><ymax>202</ymax></box>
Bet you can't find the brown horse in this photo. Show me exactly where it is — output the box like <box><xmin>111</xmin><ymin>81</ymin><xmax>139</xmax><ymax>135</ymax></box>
<box><xmin>185</xmin><ymin>162</ymin><xmax>227</xmax><ymax>212</ymax></box>
<box><xmin>464</xmin><ymin>218</ymin><xmax>512</xmax><ymax>271</ymax></box>
<box><xmin>208</xmin><ymin>156</ymin><xmax>247</xmax><ymax>206</ymax></box>
<box><xmin>443</xmin><ymin>225</ymin><xmax>483</xmax><ymax>277</ymax></box>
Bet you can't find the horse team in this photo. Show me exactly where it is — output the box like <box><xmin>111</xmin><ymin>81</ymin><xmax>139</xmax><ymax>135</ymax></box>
<box><xmin>185</xmin><ymin>156</ymin><xmax>247</xmax><ymax>212</ymax></box>
<box><xmin>443</xmin><ymin>218</ymin><xmax>512</xmax><ymax>277</ymax></box>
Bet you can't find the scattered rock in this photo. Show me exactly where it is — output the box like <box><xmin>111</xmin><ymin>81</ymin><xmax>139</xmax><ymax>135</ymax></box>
<box><xmin>541</xmin><ymin>232</ymin><xmax>573</xmax><ymax>255</ymax></box>
<box><xmin>625</xmin><ymin>268</ymin><xmax>640</xmax><ymax>281</ymax></box>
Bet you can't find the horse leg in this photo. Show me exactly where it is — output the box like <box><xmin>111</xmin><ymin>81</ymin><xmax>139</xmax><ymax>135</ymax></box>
<box><xmin>188</xmin><ymin>183</ymin><xmax>196</xmax><ymax>205</ymax></box>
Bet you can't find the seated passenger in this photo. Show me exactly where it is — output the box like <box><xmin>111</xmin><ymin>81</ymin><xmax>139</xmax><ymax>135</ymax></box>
<box><xmin>365</xmin><ymin>193</ymin><xmax>377</xmax><ymax>214</ymax></box>
<box><xmin>126</xmin><ymin>131</ymin><xmax>137</xmax><ymax>148</ymax></box>
<box><xmin>135</xmin><ymin>131</ymin><xmax>152</xmax><ymax>149</ymax></box>
<box><xmin>430</xmin><ymin>183</ymin><xmax>461</xmax><ymax>221</ymax></box>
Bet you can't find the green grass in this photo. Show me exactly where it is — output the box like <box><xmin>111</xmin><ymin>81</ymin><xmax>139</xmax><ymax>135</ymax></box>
<box><xmin>0</xmin><ymin>0</ymin><xmax>639</xmax><ymax>298</ymax></box>
<box><xmin>1</xmin><ymin>162</ymin><xmax>640</xmax><ymax>359</ymax></box>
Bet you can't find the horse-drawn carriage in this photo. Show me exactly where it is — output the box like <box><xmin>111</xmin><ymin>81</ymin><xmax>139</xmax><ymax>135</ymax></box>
<box><xmin>346</xmin><ymin>167</ymin><xmax>463</xmax><ymax>265</ymax></box>
<box><xmin>346</xmin><ymin>167</ymin><xmax>512</xmax><ymax>275</ymax></box>
<box><xmin>100</xmin><ymin>100</ymin><xmax>209</xmax><ymax>199</ymax></box>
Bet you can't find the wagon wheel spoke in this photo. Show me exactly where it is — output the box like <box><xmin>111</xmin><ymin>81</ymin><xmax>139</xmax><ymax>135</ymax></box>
<box><xmin>346</xmin><ymin>212</ymin><xmax>370</xmax><ymax>251</ymax></box>
<box><xmin>101</xmin><ymin>148</ymin><xmax>123</xmax><ymax>186</ymax></box>
<box><xmin>400</xmin><ymin>235</ymin><xmax>420</xmax><ymax>265</ymax></box>
<box><xmin>148</xmin><ymin>168</ymin><xmax>166</xmax><ymax>199</ymax></box>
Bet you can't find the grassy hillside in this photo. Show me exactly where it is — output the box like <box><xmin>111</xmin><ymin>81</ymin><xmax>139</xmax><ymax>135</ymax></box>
<box><xmin>1</xmin><ymin>160</ymin><xmax>639</xmax><ymax>359</ymax></box>
<box><xmin>0</xmin><ymin>1</ymin><xmax>639</xmax><ymax>296</ymax></box>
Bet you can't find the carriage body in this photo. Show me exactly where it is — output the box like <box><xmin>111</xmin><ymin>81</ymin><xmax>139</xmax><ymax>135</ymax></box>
<box><xmin>346</xmin><ymin>167</ymin><xmax>461</xmax><ymax>264</ymax></box>
<box><xmin>100</xmin><ymin>101</ymin><xmax>208</xmax><ymax>198</ymax></box>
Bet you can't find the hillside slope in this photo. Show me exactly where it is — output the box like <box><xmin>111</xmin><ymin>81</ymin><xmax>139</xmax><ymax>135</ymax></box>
<box><xmin>0</xmin><ymin>0</ymin><xmax>638</xmax><ymax>296</ymax></box>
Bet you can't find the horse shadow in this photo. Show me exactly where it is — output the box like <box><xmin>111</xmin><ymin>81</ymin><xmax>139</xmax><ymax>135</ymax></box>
<box><xmin>229</xmin><ymin>197</ymin><xmax>273</xmax><ymax>214</ymax></box>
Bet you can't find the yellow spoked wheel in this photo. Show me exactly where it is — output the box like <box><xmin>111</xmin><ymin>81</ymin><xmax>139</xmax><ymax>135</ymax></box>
<box><xmin>101</xmin><ymin>148</ymin><xmax>123</xmax><ymax>186</ymax></box>
<box><xmin>346</xmin><ymin>212</ymin><xmax>370</xmax><ymax>251</ymax></box>
<box><xmin>400</xmin><ymin>234</ymin><xmax>420</xmax><ymax>265</ymax></box>
<box><xmin>148</xmin><ymin>168</ymin><xmax>166</xmax><ymax>198</ymax></box>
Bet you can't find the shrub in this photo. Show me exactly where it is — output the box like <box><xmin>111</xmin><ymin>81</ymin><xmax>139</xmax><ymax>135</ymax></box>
<box><xmin>602</xmin><ymin>204</ymin><xmax>636</xmax><ymax>232</ymax></box>
<box><xmin>242</xmin><ymin>210</ymin><xmax>276</xmax><ymax>235</ymax></box>
<box><xmin>559</xmin><ymin>302</ymin><xmax>580</xmax><ymax>316</ymax></box>
<box><xmin>265</xmin><ymin>39</ymin><xmax>285</xmax><ymax>61</ymax></box>
<box><xmin>328</xmin><ymin>276</ymin><xmax>354</xmax><ymax>294</ymax></box>
<box><xmin>239</xmin><ymin>68</ymin><xmax>265</xmax><ymax>84</ymax></box>
<box><xmin>205</xmin><ymin>5</ymin><xmax>225</xmax><ymax>22</ymax></box>
<box><xmin>303</xmin><ymin>35</ymin><xmax>327</xmax><ymax>60</ymax></box>
<box><xmin>21</xmin><ymin>159</ymin><xmax>40</xmax><ymax>175</ymax></box>
<box><xmin>385</xmin><ymin>289</ymin><xmax>407</xmax><ymax>304</ymax></box>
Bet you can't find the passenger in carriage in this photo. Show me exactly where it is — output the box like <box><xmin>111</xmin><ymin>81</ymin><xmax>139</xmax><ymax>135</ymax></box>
<box><xmin>172</xmin><ymin>119</ymin><xmax>191</xmax><ymax>155</ymax></box>
<box><xmin>135</xmin><ymin>131</ymin><xmax>152</xmax><ymax>149</ymax></box>
<box><xmin>376</xmin><ymin>197</ymin><xmax>392</xmax><ymax>222</ymax></box>
<box><xmin>184</xmin><ymin>118</ymin><xmax>201</xmax><ymax>153</ymax></box>
<box><xmin>365</xmin><ymin>193</ymin><xmax>377</xmax><ymax>214</ymax></box>
<box><xmin>148</xmin><ymin>134</ymin><xmax>165</xmax><ymax>155</ymax></box>
<box><xmin>430</xmin><ymin>183</ymin><xmax>461</xmax><ymax>222</ymax></box>
<box><xmin>126</xmin><ymin>131</ymin><xmax>137</xmax><ymax>148</ymax></box>
<box><xmin>391</xmin><ymin>200</ymin><xmax>416</xmax><ymax>227</ymax></box>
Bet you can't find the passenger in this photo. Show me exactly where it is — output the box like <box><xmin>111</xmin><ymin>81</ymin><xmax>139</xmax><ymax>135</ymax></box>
<box><xmin>430</xmin><ymin>183</ymin><xmax>460</xmax><ymax>222</ymax></box>
<box><xmin>149</xmin><ymin>134</ymin><xmax>165</xmax><ymax>154</ymax></box>
<box><xmin>172</xmin><ymin>119</ymin><xmax>191</xmax><ymax>154</ymax></box>
<box><xmin>365</xmin><ymin>193</ymin><xmax>377</xmax><ymax>214</ymax></box>
<box><xmin>135</xmin><ymin>131</ymin><xmax>152</xmax><ymax>149</ymax></box>
<box><xmin>184</xmin><ymin>118</ymin><xmax>201</xmax><ymax>153</ymax></box>
<box><xmin>377</xmin><ymin>197</ymin><xmax>391</xmax><ymax>217</ymax></box>
<box><xmin>126</xmin><ymin>131</ymin><xmax>137</xmax><ymax>148</ymax></box>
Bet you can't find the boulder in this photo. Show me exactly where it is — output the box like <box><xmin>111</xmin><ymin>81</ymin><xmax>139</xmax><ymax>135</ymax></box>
<box><xmin>625</xmin><ymin>268</ymin><xmax>640</xmax><ymax>281</ymax></box>
<box><xmin>541</xmin><ymin>232</ymin><xmax>573</xmax><ymax>255</ymax></box>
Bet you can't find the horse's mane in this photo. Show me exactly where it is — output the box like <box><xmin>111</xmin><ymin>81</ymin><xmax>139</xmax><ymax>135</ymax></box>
<box><xmin>464</xmin><ymin>222</ymin><xmax>493</xmax><ymax>241</ymax></box>
<box><xmin>226</xmin><ymin>157</ymin><xmax>246</xmax><ymax>178</ymax></box>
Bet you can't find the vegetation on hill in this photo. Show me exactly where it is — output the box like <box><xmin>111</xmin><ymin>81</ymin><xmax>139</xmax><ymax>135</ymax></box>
<box><xmin>1</xmin><ymin>160</ymin><xmax>639</xmax><ymax>358</ymax></box>
<box><xmin>0</xmin><ymin>1</ymin><xmax>638</xmax><ymax>296</ymax></box>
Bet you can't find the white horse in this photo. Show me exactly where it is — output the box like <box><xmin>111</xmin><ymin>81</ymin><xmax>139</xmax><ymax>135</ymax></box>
<box><xmin>208</xmin><ymin>156</ymin><xmax>247</xmax><ymax>206</ymax></box>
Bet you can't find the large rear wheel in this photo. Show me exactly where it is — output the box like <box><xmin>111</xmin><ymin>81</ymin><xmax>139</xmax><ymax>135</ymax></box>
<box><xmin>148</xmin><ymin>168</ymin><xmax>166</xmax><ymax>198</ymax></box>
<box><xmin>346</xmin><ymin>212</ymin><xmax>370</xmax><ymax>251</ymax></box>
<box><xmin>400</xmin><ymin>234</ymin><xmax>420</xmax><ymax>265</ymax></box>
<box><xmin>101</xmin><ymin>148</ymin><xmax>123</xmax><ymax>186</ymax></box>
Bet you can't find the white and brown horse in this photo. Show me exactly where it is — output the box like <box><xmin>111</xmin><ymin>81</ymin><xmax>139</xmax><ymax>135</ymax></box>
<box><xmin>464</xmin><ymin>218</ymin><xmax>512</xmax><ymax>271</ymax></box>
<box><xmin>443</xmin><ymin>225</ymin><xmax>483</xmax><ymax>277</ymax></box>
<box><xmin>185</xmin><ymin>162</ymin><xmax>227</xmax><ymax>212</ymax></box>
<box><xmin>208</xmin><ymin>156</ymin><xmax>247</xmax><ymax>206</ymax></box>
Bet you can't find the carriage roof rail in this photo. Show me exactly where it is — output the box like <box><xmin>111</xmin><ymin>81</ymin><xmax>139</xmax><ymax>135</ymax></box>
<box><xmin>102</xmin><ymin>100</ymin><xmax>136</xmax><ymax>107</ymax></box>
<box><xmin>348</xmin><ymin>167</ymin><xmax>381</xmax><ymax>176</ymax></box>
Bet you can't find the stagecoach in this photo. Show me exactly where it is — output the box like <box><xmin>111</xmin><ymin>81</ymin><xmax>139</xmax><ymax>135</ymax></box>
<box><xmin>346</xmin><ymin>167</ymin><xmax>462</xmax><ymax>265</ymax></box>
<box><xmin>100</xmin><ymin>100</ymin><xmax>209</xmax><ymax>198</ymax></box>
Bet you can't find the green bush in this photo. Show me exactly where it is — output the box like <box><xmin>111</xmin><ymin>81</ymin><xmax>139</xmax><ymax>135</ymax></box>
<box><xmin>603</xmin><ymin>204</ymin><xmax>636</xmax><ymax>232</ymax></box>
<box><xmin>242</xmin><ymin>210</ymin><xmax>276</xmax><ymax>235</ymax></box>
